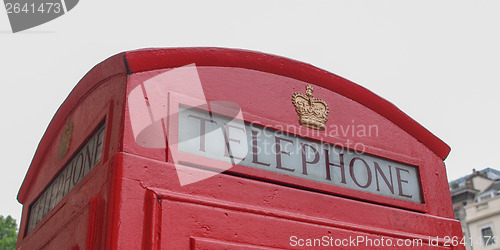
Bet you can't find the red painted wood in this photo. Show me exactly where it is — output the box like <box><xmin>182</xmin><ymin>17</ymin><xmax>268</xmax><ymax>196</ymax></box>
<box><xmin>125</xmin><ymin>66</ymin><xmax>452</xmax><ymax>216</ymax></box>
<box><xmin>125</xmin><ymin>48</ymin><xmax>451</xmax><ymax>160</ymax></box>
<box><xmin>16</xmin><ymin>74</ymin><xmax>127</xmax><ymax>249</ymax></box>
<box><xmin>17</xmin><ymin>53</ymin><xmax>128</xmax><ymax>204</ymax></box>
<box><xmin>16</xmin><ymin>48</ymin><xmax>462</xmax><ymax>250</ymax></box>
<box><xmin>114</xmin><ymin>152</ymin><xmax>459</xmax><ymax>249</ymax></box>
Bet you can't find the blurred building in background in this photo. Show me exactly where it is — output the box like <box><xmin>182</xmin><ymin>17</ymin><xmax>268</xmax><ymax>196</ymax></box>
<box><xmin>450</xmin><ymin>168</ymin><xmax>500</xmax><ymax>250</ymax></box>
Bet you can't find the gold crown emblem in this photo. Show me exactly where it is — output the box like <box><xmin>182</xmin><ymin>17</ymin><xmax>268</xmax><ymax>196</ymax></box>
<box><xmin>292</xmin><ymin>85</ymin><xmax>329</xmax><ymax>130</ymax></box>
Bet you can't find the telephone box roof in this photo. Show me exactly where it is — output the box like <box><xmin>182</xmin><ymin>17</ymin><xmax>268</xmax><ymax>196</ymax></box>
<box><xmin>17</xmin><ymin>47</ymin><xmax>450</xmax><ymax>203</ymax></box>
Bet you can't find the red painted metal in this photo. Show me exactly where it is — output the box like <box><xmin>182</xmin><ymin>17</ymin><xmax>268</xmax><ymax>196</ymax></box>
<box><xmin>16</xmin><ymin>48</ymin><xmax>462</xmax><ymax>249</ymax></box>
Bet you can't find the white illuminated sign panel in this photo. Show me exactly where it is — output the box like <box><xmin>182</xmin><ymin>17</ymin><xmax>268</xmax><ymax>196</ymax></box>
<box><xmin>178</xmin><ymin>106</ymin><xmax>422</xmax><ymax>203</ymax></box>
<box><xmin>27</xmin><ymin>123</ymin><xmax>105</xmax><ymax>233</ymax></box>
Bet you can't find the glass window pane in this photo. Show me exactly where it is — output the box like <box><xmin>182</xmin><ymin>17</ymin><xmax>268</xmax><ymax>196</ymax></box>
<box><xmin>481</xmin><ymin>227</ymin><xmax>496</xmax><ymax>246</ymax></box>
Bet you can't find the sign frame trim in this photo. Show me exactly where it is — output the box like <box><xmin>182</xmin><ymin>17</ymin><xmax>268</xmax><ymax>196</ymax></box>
<box><xmin>24</xmin><ymin>106</ymin><xmax>110</xmax><ymax>237</ymax></box>
<box><xmin>167</xmin><ymin>92</ymin><xmax>428</xmax><ymax>212</ymax></box>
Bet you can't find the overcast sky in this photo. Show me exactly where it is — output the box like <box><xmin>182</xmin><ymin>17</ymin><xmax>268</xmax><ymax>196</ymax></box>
<box><xmin>1</xmin><ymin>0</ymin><xmax>499</xmax><ymax>225</ymax></box>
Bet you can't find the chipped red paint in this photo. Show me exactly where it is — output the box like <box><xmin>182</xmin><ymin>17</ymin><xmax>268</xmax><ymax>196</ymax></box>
<box><xmin>16</xmin><ymin>48</ymin><xmax>462</xmax><ymax>249</ymax></box>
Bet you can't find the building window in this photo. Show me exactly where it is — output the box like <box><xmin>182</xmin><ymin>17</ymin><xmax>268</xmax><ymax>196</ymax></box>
<box><xmin>479</xmin><ymin>193</ymin><xmax>492</xmax><ymax>201</ymax></box>
<box><xmin>477</xmin><ymin>203</ymin><xmax>489</xmax><ymax>210</ymax></box>
<box><xmin>453</xmin><ymin>208</ymin><xmax>460</xmax><ymax>220</ymax></box>
<box><xmin>481</xmin><ymin>226</ymin><xmax>496</xmax><ymax>246</ymax></box>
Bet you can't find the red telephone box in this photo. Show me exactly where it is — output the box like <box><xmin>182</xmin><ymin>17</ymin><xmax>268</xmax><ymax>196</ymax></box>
<box><xmin>17</xmin><ymin>48</ymin><xmax>463</xmax><ymax>249</ymax></box>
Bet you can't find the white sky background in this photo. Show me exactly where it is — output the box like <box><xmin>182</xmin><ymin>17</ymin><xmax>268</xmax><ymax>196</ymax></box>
<box><xmin>1</xmin><ymin>1</ymin><xmax>499</xmax><ymax>224</ymax></box>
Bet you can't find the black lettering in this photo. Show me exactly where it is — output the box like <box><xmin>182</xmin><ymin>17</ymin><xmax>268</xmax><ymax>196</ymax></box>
<box><xmin>54</xmin><ymin>174</ymin><xmax>66</xmax><ymax>203</ymax></box>
<box><xmin>251</xmin><ymin>130</ymin><xmax>270</xmax><ymax>166</ymax></box>
<box><xmin>187</xmin><ymin>114</ymin><xmax>217</xmax><ymax>152</ymax></box>
<box><xmin>40</xmin><ymin>192</ymin><xmax>50</xmax><ymax>222</ymax></box>
<box><xmin>47</xmin><ymin>181</ymin><xmax>59</xmax><ymax>210</ymax></box>
<box><xmin>374</xmin><ymin>163</ymin><xmax>394</xmax><ymax>194</ymax></box>
<box><xmin>396</xmin><ymin>167</ymin><xmax>413</xmax><ymax>198</ymax></box>
<box><xmin>275</xmin><ymin>137</ymin><xmax>294</xmax><ymax>172</ymax></box>
<box><xmin>325</xmin><ymin>149</ymin><xmax>346</xmax><ymax>183</ymax></box>
<box><xmin>223</xmin><ymin>124</ymin><xmax>245</xmax><ymax>161</ymax></box>
<box><xmin>301</xmin><ymin>143</ymin><xmax>319</xmax><ymax>175</ymax></box>
<box><xmin>349</xmin><ymin>157</ymin><xmax>372</xmax><ymax>188</ymax></box>
<box><xmin>82</xmin><ymin>144</ymin><xmax>93</xmax><ymax>175</ymax></box>
<box><xmin>94</xmin><ymin>128</ymin><xmax>104</xmax><ymax>163</ymax></box>
<box><xmin>72</xmin><ymin>153</ymin><xmax>84</xmax><ymax>185</ymax></box>
<box><xmin>63</xmin><ymin>165</ymin><xmax>73</xmax><ymax>195</ymax></box>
